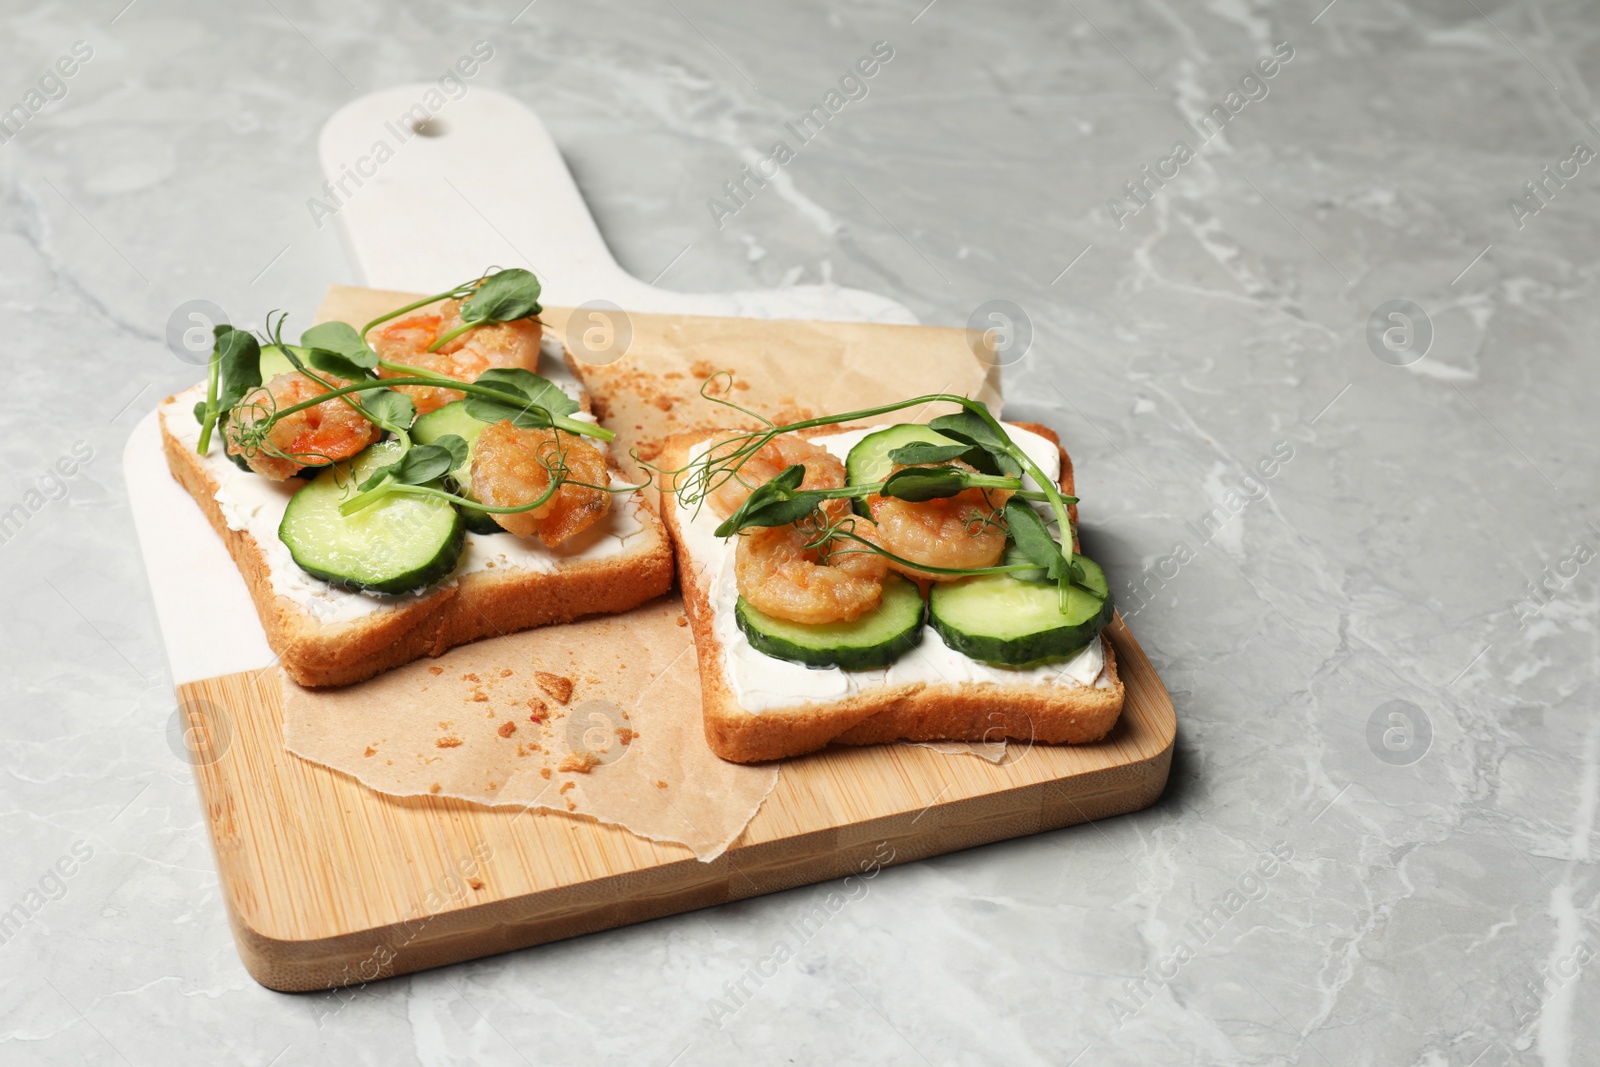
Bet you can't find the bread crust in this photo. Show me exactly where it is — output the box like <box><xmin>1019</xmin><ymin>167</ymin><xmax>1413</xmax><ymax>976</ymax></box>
<box><xmin>657</xmin><ymin>423</ymin><xmax>1126</xmax><ymax>763</ymax></box>
<box><xmin>161</xmin><ymin>403</ymin><xmax>674</xmax><ymax>688</ymax></box>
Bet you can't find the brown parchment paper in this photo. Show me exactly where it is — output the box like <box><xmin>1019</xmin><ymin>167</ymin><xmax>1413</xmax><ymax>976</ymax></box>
<box><xmin>282</xmin><ymin>601</ymin><xmax>775</xmax><ymax>861</ymax></box>
<box><xmin>279</xmin><ymin>288</ymin><xmax>1005</xmax><ymax>861</ymax></box>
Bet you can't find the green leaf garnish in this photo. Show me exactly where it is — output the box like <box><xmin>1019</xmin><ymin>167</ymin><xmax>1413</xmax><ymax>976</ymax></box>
<box><xmin>712</xmin><ymin>465</ymin><xmax>816</xmax><ymax>537</ymax></box>
<box><xmin>1004</xmin><ymin>498</ymin><xmax>1069</xmax><ymax>581</ymax></box>
<box><xmin>216</xmin><ymin>327</ymin><xmax>262</xmax><ymax>412</ymax></box>
<box><xmin>357</xmin><ymin>442</ymin><xmax>462</xmax><ymax>492</ymax></box>
<box><xmin>880</xmin><ymin>465</ymin><xmax>971</xmax><ymax>502</ymax></box>
<box><xmin>300</xmin><ymin>321</ymin><xmax>379</xmax><ymax>368</ymax></box>
<box><xmin>358</xmin><ymin>388</ymin><xmax>416</xmax><ymax>432</ymax></box>
<box><xmin>886</xmin><ymin>441</ymin><xmax>971</xmax><ymax>466</ymax></box>
<box><xmin>460</xmin><ymin>268</ymin><xmax>542</xmax><ymax>325</ymax></box>
<box><xmin>927</xmin><ymin>410</ymin><xmax>1022</xmax><ymax>478</ymax></box>
<box><xmin>306</xmin><ymin>349</ymin><xmax>379</xmax><ymax>381</ymax></box>
<box><xmin>464</xmin><ymin>369</ymin><xmax>581</xmax><ymax>430</ymax></box>
<box><xmin>427</xmin><ymin>269</ymin><xmax>543</xmax><ymax>352</ymax></box>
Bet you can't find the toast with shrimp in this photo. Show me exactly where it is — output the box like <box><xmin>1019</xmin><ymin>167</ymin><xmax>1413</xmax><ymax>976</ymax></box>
<box><xmin>159</xmin><ymin>270</ymin><xmax>673</xmax><ymax>687</ymax></box>
<box><xmin>657</xmin><ymin>419</ymin><xmax>1125</xmax><ymax>764</ymax></box>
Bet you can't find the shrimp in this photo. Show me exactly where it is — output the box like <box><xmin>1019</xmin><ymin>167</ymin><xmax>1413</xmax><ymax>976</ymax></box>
<box><xmin>371</xmin><ymin>298</ymin><xmax>542</xmax><ymax>414</ymax></box>
<box><xmin>735</xmin><ymin>521</ymin><xmax>888</xmax><ymax>624</ymax></box>
<box><xmin>866</xmin><ymin>460</ymin><xmax>1010</xmax><ymax>581</ymax></box>
<box><xmin>706</xmin><ymin>433</ymin><xmax>846</xmax><ymax>519</ymax></box>
<box><xmin>470</xmin><ymin>420</ymin><xmax>612</xmax><ymax>546</ymax></box>
<box><xmin>226</xmin><ymin>371</ymin><xmax>382</xmax><ymax>481</ymax></box>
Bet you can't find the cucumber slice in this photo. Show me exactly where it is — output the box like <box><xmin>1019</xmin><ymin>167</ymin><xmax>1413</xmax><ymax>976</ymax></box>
<box><xmin>279</xmin><ymin>440</ymin><xmax>464</xmax><ymax>594</ymax></box>
<box><xmin>735</xmin><ymin>572</ymin><xmax>925</xmax><ymax>671</ymax></box>
<box><xmin>929</xmin><ymin>557</ymin><xmax>1113</xmax><ymax>666</ymax></box>
<box><xmin>844</xmin><ymin>423</ymin><xmax>961</xmax><ymax>516</ymax></box>
<box><xmin>412</xmin><ymin>401</ymin><xmax>501</xmax><ymax>535</ymax></box>
<box><xmin>845</xmin><ymin>423</ymin><xmax>962</xmax><ymax>486</ymax></box>
<box><xmin>259</xmin><ymin>344</ymin><xmax>308</xmax><ymax>382</ymax></box>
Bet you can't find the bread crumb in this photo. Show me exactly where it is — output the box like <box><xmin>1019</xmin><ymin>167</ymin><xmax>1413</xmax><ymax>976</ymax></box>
<box><xmin>690</xmin><ymin>360</ymin><xmax>715</xmax><ymax>378</ymax></box>
<box><xmin>637</xmin><ymin>440</ymin><xmax>663</xmax><ymax>462</ymax></box>
<box><xmin>438</xmin><ymin>721</ymin><xmax>452</xmax><ymax>729</ymax></box>
<box><xmin>363</xmin><ymin>746</ymin><xmax>376</xmax><ymax>757</ymax></box>
<box><xmin>500</xmin><ymin>668</ymin><xmax>513</xmax><ymax>677</ymax></box>
<box><xmin>468</xmin><ymin>878</ymin><xmax>485</xmax><ymax>891</ymax></box>
<box><xmin>484</xmin><ymin>559</ymin><xmax>496</xmax><ymax>568</ymax></box>
<box><xmin>566</xmin><ymin>799</ymin><xmax>577</xmax><ymax>811</ymax></box>
<box><xmin>539</xmin><ymin>767</ymin><xmax>551</xmax><ymax>779</ymax></box>
<box><xmin>676</xmin><ymin>615</ymin><xmax>688</xmax><ymax>627</ymax></box>
<box><xmin>462</xmin><ymin>673</ymin><xmax>479</xmax><ymax>682</ymax></box>
<box><xmin>735</xmin><ymin>380</ymin><xmax>750</xmax><ymax>390</ymax></box>
<box><xmin>652</xmin><ymin>395</ymin><xmax>674</xmax><ymax>411</ymax></box>
<box><xmin>559</xmin><ymin>780</ymin><xmax>575</xmax><ymax>794</ymax></box>
<box><xmin>428</xmin><ymin>666</ymin><xmax>444</xmax><ymax>676</ymax></box>
<box><xmin>535</xmin><ymin>672</ymin><xmax>573</xmax><ymax>704</ymax></box>
<box><xmin>655</xmin><ymin>780</ymin><xmax>668</xmax><ymax>789</ymax></box>
<box><xmin>616</xmin><ymin>727</ymin><xmax>638</xmax><ymax>746</ymax></box>
<box><xmin>559</xmin><ymin>751</ymin><xmax>600</xmax><ymax>774</ymax></box>
<box><xmin>497</xmin><ymin>720</ymin><xmax>517</xmax><ymax>738</ymax></box>
<box><xmin>429</xmin><ymin>783</ymin><xmax>441</xmax><ymax>794</ymax></box>
<box><xmin>663</xmin><ymin>371</ymin><xmax>683</xmax><ymax>380</ymax></box>
<box><xmin>470</xmin><ymin>689</ymin><xmax>488</xmax><ymax>702</ymax></box>
<box><xmin>436</xmin><ymin>736</ymin><xmax>463</xmax><ymax>748</ymax></box>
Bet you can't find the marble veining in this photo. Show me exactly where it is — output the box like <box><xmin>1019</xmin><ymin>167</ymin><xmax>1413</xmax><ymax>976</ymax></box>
<box><xmin>1</xmin><ymin>1</ymin><xmax>1596</xmax><ymax>1064</ymax></box>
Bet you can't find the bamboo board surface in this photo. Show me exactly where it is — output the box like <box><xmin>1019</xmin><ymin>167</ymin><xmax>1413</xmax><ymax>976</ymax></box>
<box><xmin>176</xmin><ymin>615</ymin><xmax>1173</xmax><ymax>992</ymax></box>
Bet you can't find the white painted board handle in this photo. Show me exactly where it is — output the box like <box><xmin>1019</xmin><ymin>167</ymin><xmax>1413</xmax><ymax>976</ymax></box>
<box><xmin>318</xmin><ymin>84</ymin><xmax>915</xmax><ymax>323</ymax></box>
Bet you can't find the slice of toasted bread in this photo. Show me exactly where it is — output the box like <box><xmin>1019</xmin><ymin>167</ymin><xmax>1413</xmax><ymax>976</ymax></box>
<box><xmin>159</xmin><ymin>387</ymin><xmax>674</xmax><ymax>688</ymax></box>
<box><xmin>657</xmin><ymin>422</ymin><xmax>1126</xmax><ymax>763</ymax></box>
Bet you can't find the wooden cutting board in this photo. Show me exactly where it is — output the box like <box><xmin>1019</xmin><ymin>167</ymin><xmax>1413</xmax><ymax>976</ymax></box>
<box><xmin>176</xmin><ymin>614</ymin><xmax>1172</xmax><ymax>992</ymax></box>
<box><xmin>144</xmin><ymin>293</ymin><xmax>1178</xmax><ymax>992</ymax></box>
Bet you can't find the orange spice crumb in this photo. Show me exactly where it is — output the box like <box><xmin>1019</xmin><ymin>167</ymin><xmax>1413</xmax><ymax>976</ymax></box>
<box><xmin>566</xmin><ymin>799</ymin><xmax>577</xmax><ymax>811</ymax></box>
<box><xmin>652</xmin><ymin>395</ymin><xmax>674</xmax><ymax>411</ymax></box>
<box><xmin>429</xmin><ymin>783</ymin><xmax>441</xmax><ymax>794</ymax></box>
<box><xmin>436</xmin><ymin>736</ymin><xmax>463</xmax><ymax>749</ymax></box>
<box><xmin>470</xmin><ymin>690</ymin><xmax>488</xmax><ymax>703</ymax></box>
<box><xmin>461</xmin><ymin>672</ymin><xmax>479</xmax><ymax>682</ymax></box>
<box><xmin>559</xmin><ymin>752</ymin><xmax>601</xmax><ymax>774</ymax></box>
<box><xmin>428</xmin><ymin>666</ymin><xmax>444</xmax><ymax>676</ymax></box>
<box><xmin>497</xmin><ymin>720</ymin><xmax>517</xmax><ymax>738</ymax></box>
<box><xmin>535</xmin><ymin>672</ymin><xmax>573</xmax><ymax>704</ymax></box>
<box><xmin>676</xmin><ymin>615</ymin><xmax>688</xmax><ymax>627</ymax></box>
<box><xmin>500</xmin><ymin>668</ymin><xmax>513</xmax><ymax>677</ymax></box>
<box><xmin>616</xmin><ymin>727</ymin><xmax>638</xmax><ymax>746</ymax></box>
<box><xmin>690</xmin><ymin>360</ymin><xmax>715</xmax><ymax>378</ymax></box>
<box><xmin>655</xmin><ymin>780</ymin><xmax>668</xmax><ymax>789</ymax></box>
<box><xmin>539</xmin><ymin>767</ymin><xmax>552</xmax><ymax>779</ymax></box>
<box><xmin>363</xmin><ymin>746</ymin><xmax>376</xmax><ymax>757</ymax></box>
<box><xmin>468</xmin><ymin>878</ymin><xmax>485</xmax><ymax>891</ymax></box>
<box><xmin>559</xmin><ymin>780</ymin><xmax>575</xmax><ymax>795</ymax></box>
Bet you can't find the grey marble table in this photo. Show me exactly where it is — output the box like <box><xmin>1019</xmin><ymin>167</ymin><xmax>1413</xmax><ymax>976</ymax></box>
<box><xmin>3</xmin><ymin>1</ymin><xmax>1597</xmax><ymax>1064</ymax></box>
